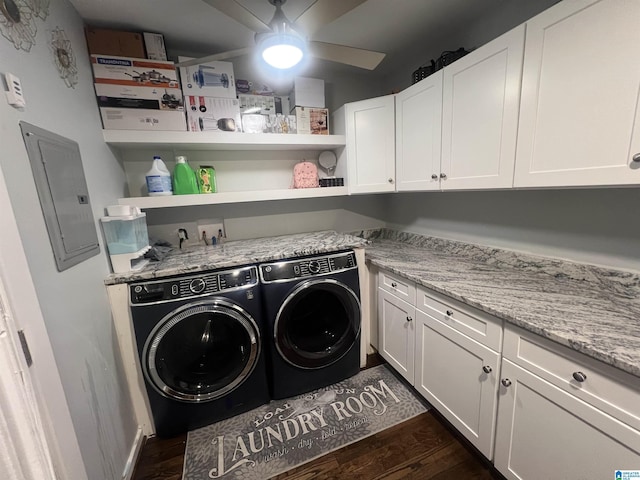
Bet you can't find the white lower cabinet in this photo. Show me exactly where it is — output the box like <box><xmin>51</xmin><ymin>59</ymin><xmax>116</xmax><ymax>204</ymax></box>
<box><xmin>495</xmin><ymin>359</ymin><xmax>640</xmax><ymax>479</ymax></box>
<box><xmin>414</xmin><ymin>308</ymin><xmax>500</xmax><ymax>459</ymax></box>
<box><xmin>377</xmin><ymin>269</ymin><xmax>501</xmax><ymax>457</ymax></box>
<box><xmin>494</xmin><ymin>325</ymin><xmax>640</xmax><ymax>480</ymax></box>
<box><xmin>377</xmin><ymin>287</ymin><xmax>415</xmax><ymax>383</ymax></box>
<box><xmin>375</xmin><ymin>268</ymin><xmax>640</xmax><ymax>478</ymax></box>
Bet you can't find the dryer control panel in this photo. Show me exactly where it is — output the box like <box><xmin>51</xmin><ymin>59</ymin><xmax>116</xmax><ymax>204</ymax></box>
<box><xmin>260</xmin><ymin>251</ymin><xmax>357</xmax><ymax>283</ymax></box>
<box><xmin>129</xmin><ymin>266</ymin><xmax>258</xmax><ymax>305</ymax></box>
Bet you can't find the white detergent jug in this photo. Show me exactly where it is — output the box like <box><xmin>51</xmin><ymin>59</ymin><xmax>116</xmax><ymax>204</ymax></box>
<box><xmin>145</xmin><ymin>156</ymin><xmax>173</xmax><ymax>196</ymax></box>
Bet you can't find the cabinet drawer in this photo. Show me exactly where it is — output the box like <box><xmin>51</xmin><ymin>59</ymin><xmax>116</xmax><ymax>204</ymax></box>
<box><xmin>503</xmin><ymin>324</ymin><xmax>640</xmax><ymax>431</ymax></box>
<box><xmin>416</xmin><ymin>285</ymin><xmax>503</xmax><ymax>351</ymax></box>
<box><xmin>378</xmin><ymin>270</ymin><xmax>416</xmax><ymax>304</ymax></box>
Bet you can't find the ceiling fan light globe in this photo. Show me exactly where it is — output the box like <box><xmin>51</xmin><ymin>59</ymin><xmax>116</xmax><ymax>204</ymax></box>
<box><xmin>260</xmin><ymin>34</ymin><xmax>305</xmax><ymax>69</ymax></box>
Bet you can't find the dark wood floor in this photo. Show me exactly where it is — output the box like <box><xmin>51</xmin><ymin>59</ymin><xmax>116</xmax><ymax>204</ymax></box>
<box><xmin>132</xmin><ymin>357</ymin><xmax>503</xmax><ymax>480</ymax></box>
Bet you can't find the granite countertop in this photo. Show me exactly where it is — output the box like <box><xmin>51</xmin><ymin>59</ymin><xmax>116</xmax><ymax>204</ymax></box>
<box><xmin>104</xmin><ymin>230</ymin><xmax>368</xmax><ymax>285</ymax></box>
<box><xmin>363</xmin><ymin>230</ymin><xmax>640</xmax><ymax>379</ymax></box>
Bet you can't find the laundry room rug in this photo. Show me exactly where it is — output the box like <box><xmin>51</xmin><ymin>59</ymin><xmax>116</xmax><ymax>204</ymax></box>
<box><xmin>182</xmin><ymin>364</ymin><xmax>428</xmax><ymax>480</ymax></box>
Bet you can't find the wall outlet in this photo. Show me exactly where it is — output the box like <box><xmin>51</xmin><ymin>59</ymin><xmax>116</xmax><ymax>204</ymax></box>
<box><xmin>198</xmin><ymin>222</ymin><xmax>225</xmax><ymax>245</ymax></box>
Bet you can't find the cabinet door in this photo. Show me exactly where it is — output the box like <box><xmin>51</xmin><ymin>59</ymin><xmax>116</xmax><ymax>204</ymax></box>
<box><xmin>514</xmin><ymin>0</ymin><xmax>640</xmax><ymax>188</ymax></box>
<box><xmin>395</xmin><ymin>71</ymin><xmax>443</xmax><ymax>191</ymax></box>
<box><xmin>441</xmin><ymin>25</ymin><xmax>524</xmax><ymax>190</ymax></box>
<box><xmin>494</xmin><ymin>359</ymin><xmax>640</xmax><ymax>480</ymax></box>
<box><xmin>345</xmin><ymin>96</ymin><xmax>396</xmax><ymax>194</ymax></box>
<box><xmin>377</xmin><ymin>288</ymin><xmax>415</xmax><ymax>383</ymax></box>
<box><xmin>414</xmin><ymin>308</ymin><xmax>500</xmax><ymax>459</ymax></box>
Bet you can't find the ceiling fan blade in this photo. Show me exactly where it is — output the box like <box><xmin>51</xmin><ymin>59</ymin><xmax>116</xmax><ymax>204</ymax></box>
<box><xmin>309</xmin><ymin>41</ymin><xmax>386</xmax><ymax>70</ymax></box>
<box><xmin>175</xmin><ymin>48</ymin><xmax>252</xmax><ymax>67</ymax></box>
<box><xmin>295</xmin><ymin>0</ymin><xmax>366</xmax><ymax>37</ymax></box>
<box><xmin>201</xmin><ymin>0</ymin><xmax>271</xmax><ymax>33</ymax></box>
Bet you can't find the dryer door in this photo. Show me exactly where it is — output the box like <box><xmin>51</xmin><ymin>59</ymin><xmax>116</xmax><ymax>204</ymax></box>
<box><xmin>275</xmin><ymin>279</ymin><xmax>361</xmax><ymax>369</ymax></box>
<box><xmin>143</xmin><ymin>299</ymin><xmax>260</xmax><ymax>402</ymax></box>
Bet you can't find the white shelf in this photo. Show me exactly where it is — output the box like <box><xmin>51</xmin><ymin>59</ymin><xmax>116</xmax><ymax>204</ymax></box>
<box><xmin>103</xmin><ymin>130</ymin><xmax>346</xmax><ymax>151</ymax></box>
<box><xmin>117</xmin><ymin>187</ymin><xmax>349</xmax><ymax>209</ymax></box>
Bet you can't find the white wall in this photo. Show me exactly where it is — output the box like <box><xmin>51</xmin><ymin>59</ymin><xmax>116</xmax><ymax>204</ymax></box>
<box><xmin>0</xmin><ymin>0</ymin><xmax>137</xmax><ymax>478</ymax></box>
<box><xmin>382</xmin><ymin>189</ymin><xmax>640</xmax><ymax>272</ymax></box>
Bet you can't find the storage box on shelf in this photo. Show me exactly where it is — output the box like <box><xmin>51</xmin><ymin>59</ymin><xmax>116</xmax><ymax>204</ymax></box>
<box><xmin>178</xmin><ymin>57</ymin><xmax>237</xmax><ymax>99</ymax></box>
<box><xmin>91</xmin><ymin>55</ymin><xmax>186</xmax><ymax>131</ymax></box>
<box><xmin>103</xmin><ymin>130</ymin><xmax>348</xmax><ymax>208</ymax></box>
<box><xmin>85</xmin><ymin>27</ymin><xmax>146</xmax><ymax>58</ymax></box>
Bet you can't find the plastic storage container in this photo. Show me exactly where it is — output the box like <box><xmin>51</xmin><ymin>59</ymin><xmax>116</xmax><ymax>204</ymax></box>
<box><xmin>101</xmin><ymin>212</ymin><xmax>149</xmax><ymax>254</ymax></box>
<box><xmin>172</xmin><ymin>156</ymin><xmax>199</xmax><ymax>195</ymax></box>
<box><xmin>100</xmin><ymin>211</ymin><xmax>150</xmax><ymax>273</ymax></box>
<box><xmin>146</xmin><ymin>156</ymin><xmax>172</xmax><ymax>196</ymax></box>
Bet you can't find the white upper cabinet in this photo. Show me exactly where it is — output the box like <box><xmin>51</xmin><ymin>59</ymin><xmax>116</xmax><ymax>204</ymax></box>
<box><xmin>441</xmin><ymin>25</ymin><xmax>525</xmax><ymax>190</ymax></box>
<box><xmin>395</xmin><ymin>71</ymin><xmax>443</xmax><ymax>191</ymax></box>
<box><xmin>514</xmin><ymin>0</ymin><xmax>640</xmax><ymax>188</ymax></box>
<box><xmin>342</xmin><ymin>95</ymin><xmax>396</xmax><ymax>194</ymax></box>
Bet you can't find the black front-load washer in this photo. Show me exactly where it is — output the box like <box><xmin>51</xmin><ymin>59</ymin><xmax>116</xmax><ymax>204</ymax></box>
<box><xmin>259</xmin><ymin>250</ymin><xmax>361</xmax><ymax>399</ymax></box>
<box><xmin>129</xmin><ymin>265</ymin><xmax>269</xmax><ymax>437</ymax></box>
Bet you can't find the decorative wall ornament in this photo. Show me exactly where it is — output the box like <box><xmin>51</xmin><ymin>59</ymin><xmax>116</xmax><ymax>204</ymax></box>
<box><xmin>25</xmin><ymin>0</ymin><xmax>48</xmax><ymax>20</ymax></box>
<box><xmin>0</xmin><ymin>0</ymin><xmax>37</xmax><ymax>52</ymax></box>
<box><xmin>50</xmin><ymin>27</ymin><xmax>77</xmax><ymax>88</ymax></box>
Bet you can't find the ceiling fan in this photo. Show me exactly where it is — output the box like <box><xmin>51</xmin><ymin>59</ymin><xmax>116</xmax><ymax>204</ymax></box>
<box><xmin>176</xmin><ymin>0</ymin><xmax>386</xmax><ymax>70</ymax></box>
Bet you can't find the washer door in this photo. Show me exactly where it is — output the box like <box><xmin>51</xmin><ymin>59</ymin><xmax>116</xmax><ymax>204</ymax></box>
<box><xmin>275</xmin><ymin>279</ymin><xmax>360</xmax><ymax>369</ymax></box>
<box><xmin>143</xmin><ymin>299</ymin><xmax>260</xmax><ymax>403</ymax></box>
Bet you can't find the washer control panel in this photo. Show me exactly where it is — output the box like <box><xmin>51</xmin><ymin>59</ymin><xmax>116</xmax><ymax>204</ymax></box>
<box><xmin>130</xmin><ymin>266</ymin><xmax>258</xmax><ymax>305</ymax></box>
<box><xmin>260</xmin><ymin>251</ymin><xmax>357</xmax><ymax>283</ymax></box>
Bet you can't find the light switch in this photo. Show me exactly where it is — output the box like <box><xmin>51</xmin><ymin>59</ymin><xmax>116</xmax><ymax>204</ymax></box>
<box><xmin>4</xmin><ymin>73</ymin><xmax>25</xmax><ymax>108</ymax></box>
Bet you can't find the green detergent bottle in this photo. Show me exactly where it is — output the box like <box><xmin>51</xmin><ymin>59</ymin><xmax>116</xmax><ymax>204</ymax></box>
<box><xmin>172</xmin><ymin>156</ymin><xmax>199</xmax><ymax>195</ymax></box>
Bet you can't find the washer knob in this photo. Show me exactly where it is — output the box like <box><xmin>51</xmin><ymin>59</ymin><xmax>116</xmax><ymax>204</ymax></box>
<box><xmin>308</xmin><ymin>260</ymin><xmax>321</xmax><ymax>274</ymax></box>
<box><xmin>189</xmin><ymin>278</ymin><xmax>206</xmax><ymax>294</ymax></box>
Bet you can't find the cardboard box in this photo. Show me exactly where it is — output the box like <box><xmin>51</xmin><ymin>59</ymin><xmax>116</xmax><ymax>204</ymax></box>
<box><xmin>241</xmin><ymin>114</ymin><xmax>269</xmax><ymax>133</ymax></box>
<box><xmin>292</xmin><ymin>107</ymin><xmax>328</xmax><ymax>135</ymax></box>
<box><xmin>99</xmin><ymin>107</ymin><xmax>186</xmax><ymax>131</ymax></box>
<box><xmin>91</xmin><ymin>55</ymin><xmax>180</xmax><ymax>89</ymax></box>
<box><xmin>238</xmin><ymin>94</ymin><xmax>276</xmax><ymax>115</ymax></box>
<box><xmin>267</xmin><ymin>114</ymin><xmax>297</xmax><ymax>134</ymax></box>
<box><xmin>94</xmin><ymin>83</ymin><xmax>184</xmax><ymax>111</ymax></box>
<box><xmin>179</xmin><ymin>56</ymin><xmax>237</xmax><ymax>99</ymax></box>
<box><xmin>85</xmin><ymin>27</ymin><xmax>146</xmax><ymax>58</ymax></box>
<box><xmin>143</xmin><ymin>32</ymin><xmax>167</xmax><ymax>61</ymax></box>
<box><xmin>289</xmin><ymin>76</ymin><xmax>325</xmax><ymax>109</ymax></box>
<box><xmin>184</xmin><ymin>96</ymin><xmax>242</xmax><ymax>132</ymax></box>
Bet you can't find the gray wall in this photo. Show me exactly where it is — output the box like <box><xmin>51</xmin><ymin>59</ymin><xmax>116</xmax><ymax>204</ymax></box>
<box><xmin>382</xmin><ymin>0</ymin><xmax>560</xmax><ymax>93</ymax></box>
<box><xmin>0</xmin><ymin>0</ymin><xmax>136</xmax><ymax>477</ymax></box>
<box><xmin>381</xmin><ymin>189</ymin><xmax>640</xmax><ymax>271</ymax></box>
<box><xmin>145</xmin><ymin>195</ymin><xmax>388</xmax><ymax>246</ymax></box>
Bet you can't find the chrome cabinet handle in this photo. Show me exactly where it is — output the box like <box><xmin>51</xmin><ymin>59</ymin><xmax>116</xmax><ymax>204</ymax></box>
<box><xmin>632</xmin><ymin>153</ymin><xmax>640</xmax><ymax>163</ymax></box>
<box><xmin>572</xmin><ymin>371</ymin><xmax>587</xmax><ymax>382</ymax></box>
<box><xmin>440</xmin><ymin>173</ymin><xmax>447</xmax><ymax>179</ymax></box>
<box><xmin>406</xmin><ymin>316</ymin><xmax>413</xmax><ymax>322</ymax></box>
<box><xmin>446</xmin><ymin>310</ymin><xmax>453</xmax><ymax>316</ymax></box>
<box><xmin>501</xmin><ymin>378</ymin><xmax>512</xmax><ymax>387</ymax></box>
<box><xmin>482</xmin><ymin>365</ymin><xmax>492</xmax><ymax>374</ymax></box>
<box><xmin>391</xmin><ymin>282</ymin><xmax>397</xmax><ymax>288</ymax></box>
<box><xmin>431</xmin><ymin>174</ymin><xmax>438</xmax><ymax>179</ymax></box>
